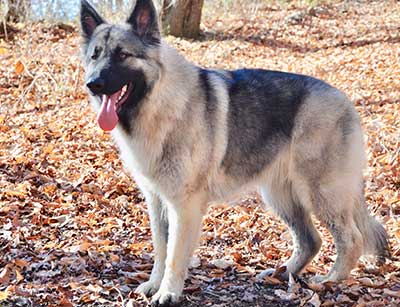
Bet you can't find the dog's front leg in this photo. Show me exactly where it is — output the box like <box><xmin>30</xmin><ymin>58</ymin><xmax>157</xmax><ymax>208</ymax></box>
<box><xmin>151</xmin><ymin>194</ymin><xmax>205</xmax><ymax>306</ymax></box>
<box><xmin>135</xmin><ymin>193</ymin><xmax>168</xmax><ymax>297</ymax></box>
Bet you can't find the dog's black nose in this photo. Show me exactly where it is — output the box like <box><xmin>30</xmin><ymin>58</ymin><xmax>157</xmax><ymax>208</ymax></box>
<box><xmin>86</xmin><ymin>77</ymin><xmax>105</xmax><ymax>94</ymax></box>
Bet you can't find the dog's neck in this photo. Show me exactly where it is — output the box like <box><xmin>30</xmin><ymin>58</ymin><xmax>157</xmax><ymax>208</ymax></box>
<box><xmin>113</xmin><ymin>41</ymin><xmax>199</xmax><ymax>178</ymax></box>
<box><xmin>132</xmin><ymin>42</ymin><xmax>197</xmax><ymax>138</ymax></box>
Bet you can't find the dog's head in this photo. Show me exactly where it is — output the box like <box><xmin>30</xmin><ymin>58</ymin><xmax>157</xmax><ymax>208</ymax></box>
<box><xmin>80</xmin><ymin>0</ymin><xmax>161</xmax><ymax>132</ymax></box>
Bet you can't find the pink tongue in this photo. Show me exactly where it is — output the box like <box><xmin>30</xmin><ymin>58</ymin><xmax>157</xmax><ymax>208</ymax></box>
<box><xmin>97</xmin><ymin>92</ymin><xmax>120</xmax><ymax>131</ymax></box>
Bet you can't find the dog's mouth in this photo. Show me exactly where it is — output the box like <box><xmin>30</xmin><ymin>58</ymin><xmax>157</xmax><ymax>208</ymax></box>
<box><xmin>97</xmin><ymin>83</ymin><xmax>133</xmax><ymax>131</ymax></box>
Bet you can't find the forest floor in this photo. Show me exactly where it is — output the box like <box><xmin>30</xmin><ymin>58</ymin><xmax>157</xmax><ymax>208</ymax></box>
<box><xmin>0</xmin><ymin>1</ymin><xmax>399</xmax><ymax>306</ymax></box>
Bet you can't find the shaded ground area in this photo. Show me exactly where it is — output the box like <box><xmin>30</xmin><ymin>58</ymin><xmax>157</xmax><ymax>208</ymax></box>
<box><xmin>0</xmin><ymin>1</ymin><xmax>399</xmax><ymax>306</ymax></box>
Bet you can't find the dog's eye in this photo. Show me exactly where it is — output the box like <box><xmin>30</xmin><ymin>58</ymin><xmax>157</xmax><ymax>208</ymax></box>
<box><xmin>118</xmin><ymin>52</ymin><xmax>131</xmax><ymax>61</ymax></box>
<box><xmin>91</xmin><ymin>47</ymin><xmax>101</xmax><ymax>60</ymax></box>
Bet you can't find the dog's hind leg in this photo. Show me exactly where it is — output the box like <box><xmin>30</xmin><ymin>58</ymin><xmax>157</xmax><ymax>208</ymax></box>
<box><xmin>258</xmin><ymin>183</ymin><xmax>322</xmax><ymax>280</ymax></box>
<box><xmin>291</xmin><ymin>160</ymin><xmax>364</xmax><ymax>282</ymax></box>
<box><xmin>135</xmin><ymin>192</ymin><xmax>168</xmax><ymax>297</ymax></box>
<box><xmin>309</xmin><ymin>184</ymin><xmax>364</xmax><ymax>283</ymax></box>
<box><xmin>290</xmin><ymin>101</ymin><xmax>366</xmax><ymax>282</ymax></box>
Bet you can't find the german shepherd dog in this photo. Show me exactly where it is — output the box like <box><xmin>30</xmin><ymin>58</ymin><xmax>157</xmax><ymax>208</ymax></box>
<box><xmin>80</xmin><ymin>0</ymin><xmax>389</xmax><ymax>305</ymax></box>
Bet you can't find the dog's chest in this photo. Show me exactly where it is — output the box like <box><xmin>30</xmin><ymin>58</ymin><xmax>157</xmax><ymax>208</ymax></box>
<box><xmin>111</xmin><ymin>126</ymin><xmax>176</xmax><ymax>191</ymax></box>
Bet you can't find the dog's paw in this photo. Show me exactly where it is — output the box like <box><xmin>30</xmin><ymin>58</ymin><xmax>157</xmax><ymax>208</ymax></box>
<box><xmin>135</xmin><ymin>280</ymin><xmax>161</xmax><ymax>297</ymax></box>
<box><xmin>151</xmin><ymin>288</ymin><xmax>180</xmax><ymax>306</ymax></box>
<box><xmin>257</xmin><ymin>266</ymin><xmax>289</xmax><ymax>281</ymax></box>
<box><xmin>310</xmin><ymin>274</ymin><xmax>339</xmax><ymax>284</ymax></box>
<box><xmin>257</xmin><ymin>268</ymin><xmax>275</xmax><ymax>281</ymax></box>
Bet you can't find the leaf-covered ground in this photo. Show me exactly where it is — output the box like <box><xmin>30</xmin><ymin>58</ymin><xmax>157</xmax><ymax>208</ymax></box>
<box><xmin>0</xmin><ymin>1</ymin><xmax>399</xmax><ymax>306</ymax></box>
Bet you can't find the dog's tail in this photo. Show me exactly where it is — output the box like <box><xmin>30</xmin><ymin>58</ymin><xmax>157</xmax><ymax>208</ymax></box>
<box><xmin>354</xmin><ymin>200</ymin><xmax>390</xmax><ymax>263</ymax></box>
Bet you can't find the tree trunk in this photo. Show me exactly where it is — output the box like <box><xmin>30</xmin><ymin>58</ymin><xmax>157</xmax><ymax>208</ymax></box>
<box><xmin>162</xmin><ymin>0</ymin><xmax>204</xmax><ymax>39</ymax></box>
<box><xmin>4</xmin><ymin>0</ymin><xmax>27</xmax><ymax>22</ymax></box>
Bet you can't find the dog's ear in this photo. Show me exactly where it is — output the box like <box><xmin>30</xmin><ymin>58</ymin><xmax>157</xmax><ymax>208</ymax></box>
<box><xmin>80</xmin><ymin>0</ymin><xmax>105</xmax><ymax>41</ymax></box>
<box><xmin>127</xmin><ymin>0</ymin><xmax>160</xmax><ymax>44</ymax></box>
